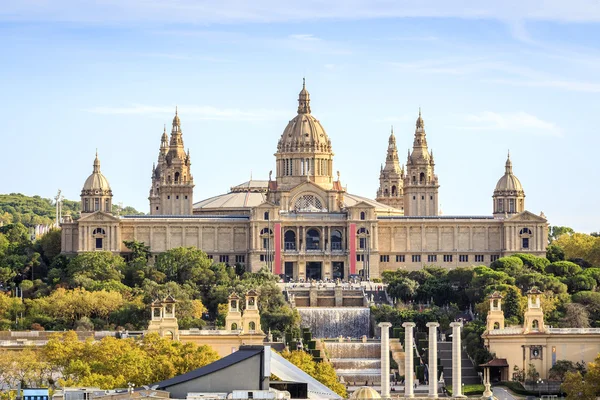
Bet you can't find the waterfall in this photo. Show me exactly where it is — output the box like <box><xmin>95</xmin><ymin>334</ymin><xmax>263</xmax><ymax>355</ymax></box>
<box><xmin>324</xmin><ymin>342</ymin><xmax>382</xmax><ymax>384</ymax></box>
<box><xmin>297</xmin><ymin>307</ymin><xmax>370</xmax><ymax>338</ymax></box>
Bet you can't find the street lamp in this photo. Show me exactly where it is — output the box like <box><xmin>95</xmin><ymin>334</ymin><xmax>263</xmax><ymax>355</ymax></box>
<box><xmin>536</xmin><ymin>378</ymin><xmax>543</xmax><ymax>398</ymax></box>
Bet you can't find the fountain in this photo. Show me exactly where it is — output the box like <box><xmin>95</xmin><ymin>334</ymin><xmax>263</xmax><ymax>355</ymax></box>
<box><xmin>325</xmin><ymin>342</ymin><xmax>382</xmax><ymax>384</ymax></box>
<box><xmin>297</xmin><ymin>307</ymin><xmax>370</xmax><ymax>338</ymax></box>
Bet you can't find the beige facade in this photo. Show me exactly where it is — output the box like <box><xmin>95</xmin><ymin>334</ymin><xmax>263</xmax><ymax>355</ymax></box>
<box><xmin>61</xmin><ymin>81</ymin><xmax>548</xmax><ymax>279</ymax></box>
<box><xmin>483</xmin><ymin>290</ymin><xmax>600</xmax><ymax>380</ymax></box>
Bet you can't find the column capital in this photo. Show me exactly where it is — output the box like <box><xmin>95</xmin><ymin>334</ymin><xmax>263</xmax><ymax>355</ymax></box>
<box><xmin>426</xmin><ymin>322</ymin><xmax>440</xmax><ymax>328</ymax></box>
<box><xmin>450</xmin><ymin>321</ymin><xmax>463</xmax><ymax>329</ymax></box>
<box><xmin>378</xmin><ymin>322</ymin><xmax>392</xmax><ymax>328</ymax></box>
<box><xmin>402</xmin><ymin>322</ymin><xmax>416</xmax><ymax>329</ymax></box>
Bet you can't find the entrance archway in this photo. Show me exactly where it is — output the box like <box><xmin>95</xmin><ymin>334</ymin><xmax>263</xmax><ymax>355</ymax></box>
<box><xmin>306</xmin><ymin>262</ymin><xmax>322</xmax><ymax>280</ymax></box>
<box><xmin>332</xmin><ymin>262</ymin><xmax>344</xmax><ymax>280</ymax></box>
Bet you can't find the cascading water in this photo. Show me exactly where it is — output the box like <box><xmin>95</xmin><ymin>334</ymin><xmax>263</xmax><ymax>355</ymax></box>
<box><xmin>325</xmin><ymin>342</ymin><xmax>382</xmax><ymax>384</ymax></box>
<box><xmin>297</xmin><ymin>307</ymin><xmax>370</xmax><ymax>338</ymax></box>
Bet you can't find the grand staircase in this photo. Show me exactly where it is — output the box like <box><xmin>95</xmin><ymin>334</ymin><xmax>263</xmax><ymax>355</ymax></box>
<box><xmin>438</xmin><ymin>341</ymin><xmax>480</xmax><ymax>386</ymax></box>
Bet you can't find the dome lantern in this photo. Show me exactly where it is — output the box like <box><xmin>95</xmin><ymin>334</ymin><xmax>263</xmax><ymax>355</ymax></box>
<box><xmin>493</xmin><ymin>151</ymin><xmax>525</xmax><ymax>217</ymax></box>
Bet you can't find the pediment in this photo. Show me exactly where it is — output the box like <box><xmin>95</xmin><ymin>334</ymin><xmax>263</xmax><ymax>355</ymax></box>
<box><xmin>288</xmin><ymin>181</ymin><xmax>328</xmax><ymax>199</ymax></box>
<box><xmin>505</xmin><ymin>210</ymin><xmax>547</xmax><ymax>223</ymax></box>
<box><xmin>254</xmin><ymin>200</ymin><xmax>278</xmax><ymax>210</ymax></box>
<box><xmin>78</xmin><ymin>211</ymin><xmax>121</xmax><ymax>223</ymax></box>
<box><xmin>346</xmin><ymin>200</ymin><xmax>376</xmax><ymax>210</ymax></box>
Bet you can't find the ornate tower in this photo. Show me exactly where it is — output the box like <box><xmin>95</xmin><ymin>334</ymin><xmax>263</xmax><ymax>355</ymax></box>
<box><xmin>486</xmin><ymin>291</ymin><xmax>505</xmax><ymax>331</ymax></box>
<box><xmin>376</xmin><ymin>127</ymin><xmax>405</xmax><ymax>210</ymax></box>
<box><xmin>493</xmin><ymin>152</ymin><xmax>525</xmax><ymax>217</ymax></box>
<box><xmin>403</xmin><ymin>109</ymin><xmax>439</xmax><ymax>216</ymax></box>
<box><xmin>149</xmin><ymin>109</ymin><xmax>194</xmax><ymax>215</ymax></box>
<box><xmin>225</xmin><ymin>292</ymin><xmax>242</xmax><ymax>331</ymax></box>
<box><xmin>274</xmin><ymin>79</ymin><xmax>334</xmax><ymax>192</ymax></box>
<box><xmin>523</xmin><ymin>288</ymin><xmax>544</xmax><ymax>333</ymax></box>
<box><xmin>81</xmin><ymin>151</ymin><xmax>113</xmax><ymax>215</ymax></box>
<box><xmin>241</xmin><ymin>290</ymin><xmax>262</xmax><ymax>333</ymax></box>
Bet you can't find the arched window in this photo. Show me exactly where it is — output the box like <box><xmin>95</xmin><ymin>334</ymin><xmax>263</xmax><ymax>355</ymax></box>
<box><xmin>249</xmin><ymin>321</ymin><xmax>256</xmax><ymax>331</ymax></box>
<box><xmin>167</xmin><ymin>175</ymin><xmax>172</xmax><ymax>183</ymax></box>
<box><xmin>294</xmin><ymin>194</ymin><xmax>325</xmax><ymax>212</ymax></box>
<box><xmin>175</xmin><ymin>172</ymin><xmax>180</xmax><ymax>183</ymax></box>
<box><xmin>331</xmin><ymin>230</ymin><xmax>342</xmax><ymax>250</ymax></box>
<box><xmin>360</xmin><ymin>211</ymin><xmax>366</xmax><ymax>220</ymax></box>
<box><xmin>412</xmin><ymin>175</ymin><xmax>416</xmax><ymax>184</ymax></box>
<box><xmin>231</xmin><ymin>323</ymin><xmax>238</xmax><ymax>330</ymax></box>
<box><xmin>520</xmin><ymin>228</ymin><xmax>533</xmax><ymax>249</ymax></box>
<box><xmin>519</xmin><ymin>228</ymin><xmax>532</xmax><ymax>235</ymax></box>
<box><xmin>284</xmin><ymin>230</ymin><xmax>296</xmax><ymax>250</ymax></box>
<box><xmin>391</xmin><ymin>185</ymin><xmax>397</xmax><ymax>196</ymax></box>
<box><xmin>493</xmin><ymin>322</ymin><xmax>500</xmax><ymax>330</ymax></box>
<box><xmin>92</xmin><ymin>227</ymin><xmax>106</xmax><ymax>250</ymax></box>
<box><xmin>532</xmin><ymin>319</ymin><xmax>539</xmax><ymax>330</ymax></box>
<box><xmin>306</xmin><ymin>228</ymin><xmax>321</xmax><ymax>250</ymax></box>
<box><xmin>165</xmin><ymin>331</ymin><xmax>174</xmax><ymax>340</ymax></box>
<box><xmin>420</xmin><ymin>172</ymin><xmax>425</xmax><ymax>183</ymax></box>
<box><xmin>384</xmin><ymin>188</ymin><xmax>388</xmax><ymax>196</ymax></box>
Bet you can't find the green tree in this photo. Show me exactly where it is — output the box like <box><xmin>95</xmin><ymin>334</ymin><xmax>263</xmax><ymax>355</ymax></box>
<box><xmin>280</xmin><ymin>350</ymin><xmax>346</xmax><ymax>397</ymax></box>
<box><xmin>547</xmin><ymin>243</ymin><xmax>566</xmax><ymax>263</ymax></box>
<box><xmin>67</xmin><ymin>252</ymin><xmax>125</xmax><ymax>288</ymax></box>
<box><xmin>549</xmin><ymin>226</ymin><xmax>574</xmax><ymax>243</ymax></box>
<box><xmin>546</xmin><ymin>261</ymin><xmax>583</xmax><ymax>277</ymax></box>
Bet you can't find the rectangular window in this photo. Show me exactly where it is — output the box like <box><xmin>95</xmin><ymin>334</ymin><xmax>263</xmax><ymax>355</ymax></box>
<box><xmin>475</xmin><ymin>255</ymin><xmax>484</xmax><ymax>263</ymax></box>
<box><xmin>459</xmin><ymin>254</ymin><xmax>469</xmax><ymax>262</ymax></box>
<box><xmin>427</xmin><ymin>255</ymin><xmax>437</xmax><ymax>263</ymax></box>
<box><xmin>509</xmin><ymin>199</ymin><xmax>515</xmax><ymax>213</ymax></box>
<box><xmin>412</xmin><ymin>255</ymin><xmax>421</xmax><ymax>263</ymax></box>
<box><xmin>421</xmin><ymin>196</ymin><xmax>424</xmax><ymax>200</ymax></box>
<box><xmin>94</xmin><ymin>198</ymin><xmax>99</xmax><ymax>211</ymax></box>
<box><xmin>84</xmin><ymin>198</ymin><xmax>89</xmax><ymax>212</ymax></box>
<box><xmin>491</xmin><ymin>254</ymin><xmax>500</xmax><ymax>262</ymax></box>
<box><xmin>356</xmin><ymin>254</ymin><xmax>364</xmax><ymax>262</ymax></box>
<box><xmin>260</xmin><ymin>255</ymin><xmax>265</xmax><ymax>262</ymax></box>
<box><xmin>235</xmin><ymin>255</ymin><xmax>245</xmax><ymax>264</ymax></box>
<box><xmin>105</xmin><ymin>199</ymin><xmax>109</xmax><ymax>211</ymax></box>
<box><xmin>396</xmin><ymin>255</ymin><xmax>405</xmax><ymax>262</ymax></box>
<box><xmin>185</xmin><ymin>195</ymin><xmax>188</xmax><ymax>199</ymax></box>
<box><xmin>443</xmin><ymin>254</ymin><xmax>453</xmax><ymax>262</ymax></box>
<box><xmin>522</xmin><ymin>238</ymin><xmax>529</xmax><ymax>249</ymax></box>
<box><xmin>380</xmin><ymin>255</ymin><xmax>389</xmax><ymax>263</ymax></box>
<box><xmin>176</xmin><ymin>195</ymin><xmax>179</xmax><ymax>199</ymax></box>
<box><xmin>359</xmin><ymin>237</ymin><xmax>367</xmax><ymax>249</ymax></box>
<box><xmin>95</xmin><ymin>238</ymin><xmax>102</xmax><ymax>249</ymax></box>
<box><xmin>219</xmin><ymin>255</ymin><xmax>229</xmax><ymax>263</ymax></box>
<box><xmin>207</xmin><ymin>254</ymin><xmax>213</xmax><ymax>260</ymax></box>
<box><xmin>167</xmin><ymin>195</ymin><xmax>171</xmax><ymax>199</ymax></box>
<box><xmin>430</xmin><ymin>196</ymin><xmax>433</xmax><ymax>200</ymax></box>
<box><xmin>497</xmin><ymin>199</ymin><xmax>504</xmax><ymax>212</ymax></box>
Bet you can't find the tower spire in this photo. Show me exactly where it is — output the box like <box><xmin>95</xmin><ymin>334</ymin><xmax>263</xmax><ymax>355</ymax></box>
<box><xmin>297</xmin><ymin>78</ymin><xmax>311</xmax><ymax>114</ymax></box>
<box><xmin>505</xmin><ymin>150</ymin><xmax>513</xmax><ymax>174</ymax></box>
<box><xmin>93</xmin><ymin>150</ymin><xmax>100</xmax><ymax>173</ymax></box>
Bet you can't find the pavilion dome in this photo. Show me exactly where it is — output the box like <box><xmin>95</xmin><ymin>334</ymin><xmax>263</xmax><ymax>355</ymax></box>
<box><xmin>81</xmin><ymin>152</ymin><xmax>112</xmax><ymax>196</ymax></box>
<box><xmin>277</xmin><ymin>79</ymin><xmax>332</xmax><ymax>154</ymax></box>
<box><xmin>494</xmin><ymin>154</ymin><xmax>524</xmax><ymax>194</ymax></box>
<box><xmin>349</xmin><ymin>387</ymin><xmax>382</xmax><ymax>400</ymax></box>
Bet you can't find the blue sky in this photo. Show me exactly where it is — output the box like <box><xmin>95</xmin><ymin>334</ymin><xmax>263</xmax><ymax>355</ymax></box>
<box><xmin>1</xmin><ymin>1</ymin><xmax>599</xmax><ymax>232</ymax></box>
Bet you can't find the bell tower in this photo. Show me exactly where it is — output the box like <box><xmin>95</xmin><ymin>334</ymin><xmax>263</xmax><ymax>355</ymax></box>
<box><xmin>403</xmin><ymin>109</ymin><xmax>439</xmax><ymax>216</ymax></box>
<box><xmin>241</xmin><ymin>290</ymin><xmax>262</xmax><ymax>333</ymax></box>
<box><xmin>225</xmin><ymin>292</ymin><xmax>243</xmax><ymax>331</ymax></box>
<box><xmin>149</xmin><ymin>109</ymin><xmax>194</xmax><ymax>215</ymax></box>
<box><xmin>376</xmin><ymin>127</ymin><xmax>404</xmax><ymax>210</ymax></box>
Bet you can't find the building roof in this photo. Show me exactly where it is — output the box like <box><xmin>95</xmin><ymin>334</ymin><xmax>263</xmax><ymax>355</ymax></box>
<box><xmin>152</xmin><ymin>346</ymin><xmax>264</xmax><ymax>389</ymax></box>
<box><xmin>343</xmin><ymin>193</ymin><xmax>401</xmax><ymax>214</ymax></box>
<box><xmin>480</xmin><ymin>358</ymin><xmax>509</xmax><ymax>367</ymax></box>
<box><xmin>193</xmin><ymin>191</ymin><xmax>266</xmax><ymax>210</ymax></box>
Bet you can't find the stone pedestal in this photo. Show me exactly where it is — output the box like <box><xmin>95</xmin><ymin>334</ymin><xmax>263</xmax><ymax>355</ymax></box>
<box><xmin>402</xmin><ymin>322</ymin><xmax>416</xmax><ymax>398</ymax></box>
<box><xmin>379</xmin><ymin>322</ymin><xmax>392</xmax><ymax>399</ymax></box>
<box><xmin>450</xmin><ymin>321</ymin><xmax>466</xmax><ymax>398</ymax></box>
<box><xmin>426</xmin><ymin>322</ymin><xmax>439</xmax><ymax>398</ymax></box>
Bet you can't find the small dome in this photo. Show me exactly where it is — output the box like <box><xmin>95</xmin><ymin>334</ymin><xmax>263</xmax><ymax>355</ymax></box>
<box><xmin>277</xmin><ymin>79</ymin><xmax>332</xmax><ymax>153</ymax></box>
<box><xmin>349</xmin><ymin>387</ymin><xmax>381</xmax><ymax>400</ymax></box>
<box><xmin>81</xmin><ymin>153</ymin><xmax>112</xmax><ymax>195</ymax></box>
<box><xmin>494</xmin><ymin>153</ymin><xmax>524</xmax><ymax>194</ymax></box>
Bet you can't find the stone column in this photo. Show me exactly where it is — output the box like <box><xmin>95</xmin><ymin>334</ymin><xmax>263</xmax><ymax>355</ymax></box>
<box><xmin>402</xmin><ymin>322</ymin><xmax>416</xmax><ymax>398</ymax></box>
<box><xmin>450</xmin><ymin>321</ymin><xmax>466</xmax><ymax>398</ymax></box>
<box><xmin>426</xmin><ymin>322</ymin><xmax>439</xmax><ymax>398</ymax></box>
<box><xmin>379</xmin><ymin>322</ymin><xmax>392</xmax><ymax>399</ymax></box>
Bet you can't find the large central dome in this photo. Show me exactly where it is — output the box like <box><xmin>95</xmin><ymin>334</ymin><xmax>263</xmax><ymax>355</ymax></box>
<box><xmin>277</xmin><ymin>79</ymin><xmax>332</xmax><ymax>154</ymax></box>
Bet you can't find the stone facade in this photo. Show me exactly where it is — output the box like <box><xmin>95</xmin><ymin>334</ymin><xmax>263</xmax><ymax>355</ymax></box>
<box><xmin>61</xmin><ymin>80</ymin><xmax>548</xmax><ymax>279</ymax></box>
<box><xmin>482</xmin><ymin>290</ymin><xmax>600</xmax><ymax>381</ymax></box>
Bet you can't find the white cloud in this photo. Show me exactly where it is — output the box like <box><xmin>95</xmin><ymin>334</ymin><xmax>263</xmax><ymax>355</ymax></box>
<box><xmin>460</xmin><ymin>111</ymin><xmax>562</xmax><ymax>136</ymax></box>
<box><xmin>3</xmin><ymin>0</ymin><xmax>600</xmax><ymax>24</ymax></box>
<box><xmin>84</xmin><ymin>104</ymin><xmax>287</xmax><ymax>121</ymax></box>
<box><xmin>487</xmin><ymin>78</ymin><xmax>600</xmax><ymax>93</ymax></box>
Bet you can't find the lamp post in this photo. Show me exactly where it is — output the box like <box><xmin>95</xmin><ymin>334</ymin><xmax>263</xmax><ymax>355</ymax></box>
<box><xmin>536</xmin><ymin>378</ymin><xmax>543</xmax><ymax>398</ymax></box>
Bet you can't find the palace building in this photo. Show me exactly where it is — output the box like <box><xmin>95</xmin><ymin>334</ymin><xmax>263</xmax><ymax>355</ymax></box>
<box><xmin>61</xmin><ymin>80</ymin><xmax>548</xmax><ymax>280</ymax></box>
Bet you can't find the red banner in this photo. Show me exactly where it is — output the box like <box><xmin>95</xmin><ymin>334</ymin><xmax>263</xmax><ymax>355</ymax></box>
<box><xmin>274</xmin><ymin>222</ymin><xmax>281</xmax><ymax>275</ymax></box>
<box><xmin>350</xmin><ymin>223</ymin><xmax>356</xmax><ymax>275</ymax></box>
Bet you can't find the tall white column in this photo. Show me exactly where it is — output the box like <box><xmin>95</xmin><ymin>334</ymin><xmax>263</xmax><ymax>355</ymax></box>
<box><xmin>426</xmin><ymin>322</ymin><xmax>439</xmax><ymax>398</ymax></box>
<box><xmin>403</xmin><ymin>322</ymin><xmax>416</xmax><ymax>398</ymax></box>
<box><xmin>450</xmin><ymin>321</ymin><xmax>466</xmax><ymax>398</ymax></box>
<box><xmin>379</xmin><ymin>322</ymin><xmax>392</xmax><ymax>399</ymax></box>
